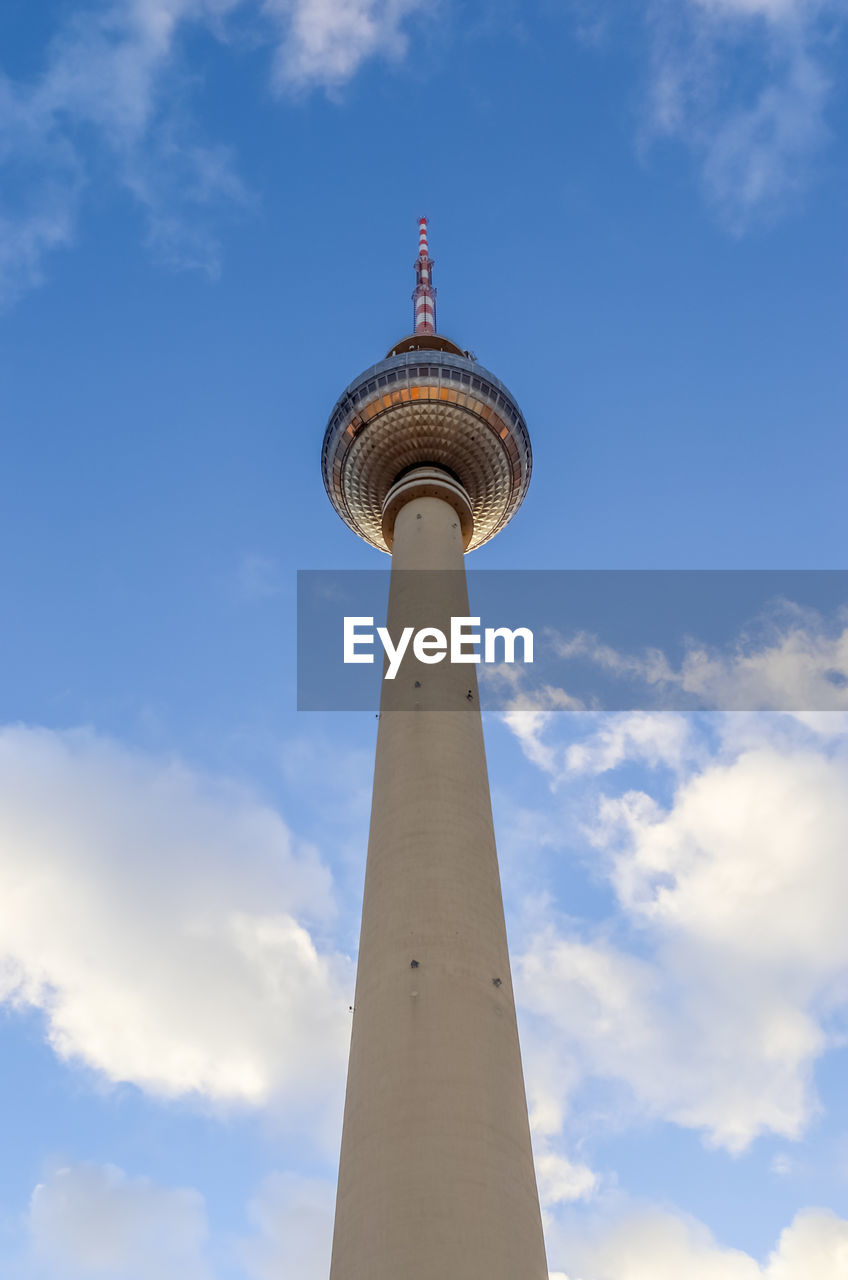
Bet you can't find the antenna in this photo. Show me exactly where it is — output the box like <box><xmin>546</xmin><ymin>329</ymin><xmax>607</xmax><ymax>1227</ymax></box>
<box><xmin>412</xmin><ymin>216</ymin><xmax>436</xmax><ymax>334</ymax></box>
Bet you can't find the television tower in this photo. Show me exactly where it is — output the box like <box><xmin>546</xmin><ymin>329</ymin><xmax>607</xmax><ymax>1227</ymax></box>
<box><xmin>322</xmin><ymin>220</ymin><xmax>546</xmax><ymax>1280</ymax></box>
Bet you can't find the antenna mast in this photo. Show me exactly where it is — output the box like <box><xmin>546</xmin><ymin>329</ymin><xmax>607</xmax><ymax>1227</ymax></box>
<box><xmin>413</xmin><ymin>216</ymin><xmax>436</xmax><ymax>334</ymax></box>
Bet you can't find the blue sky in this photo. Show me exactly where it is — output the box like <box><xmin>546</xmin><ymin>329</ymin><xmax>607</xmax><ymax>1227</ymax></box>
<box><xmin>1</xmin><ymin>1</ymin><xmax>847</xmax><ymax>1276</ymax></box>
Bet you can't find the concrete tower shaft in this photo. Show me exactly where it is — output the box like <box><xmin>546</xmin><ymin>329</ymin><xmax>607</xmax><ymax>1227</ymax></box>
<box><xmin>329</xmin><ymin>479</ymin><xmax>548</xmax><ymax>1280</ymax></box>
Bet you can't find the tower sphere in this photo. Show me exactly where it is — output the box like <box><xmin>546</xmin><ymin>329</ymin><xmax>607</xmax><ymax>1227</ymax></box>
<box><xmin>322</xmin><ymin>307</ymin><xmax>532</xmax><ymax>552</ymax></box>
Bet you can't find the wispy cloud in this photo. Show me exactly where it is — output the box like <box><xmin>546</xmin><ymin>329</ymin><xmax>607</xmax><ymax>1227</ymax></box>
<box><xmin>0</xmin><ymin>1</ymin><xmax>247</xmax><ymax>303</ymax></box>
<box><xmin>643</xmin><ymin>0</ymin><xmax>845</xmax><ymax>228</ymax></box>
<box><xmin>264</xmin><ymin>0</ymin><xmax>427</xmax><ymax>91</ymax></box>
<box><xmin>0</xmin><ymin>0</ymin><xmax>425</xmax><ymax>306</ymax></box>
<box><xmin>560</xmin><ymin>609</ymin><xmax>848</xmax><ymax>711</ymax></box>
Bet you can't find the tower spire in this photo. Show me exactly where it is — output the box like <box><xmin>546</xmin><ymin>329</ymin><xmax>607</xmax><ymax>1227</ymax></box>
<box><xmin>413</xmin><ymin>215</ymin><xmax>436</xmax><ymax>334</ymax></box>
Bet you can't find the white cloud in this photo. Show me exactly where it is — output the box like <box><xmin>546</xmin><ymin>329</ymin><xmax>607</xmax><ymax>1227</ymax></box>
<box><xmin>535</xmin><ymin>1150</ymin><xmax>598</xmax><ymax>1207</ymax></box>
<box><xmin>669</xmin><ymin>614</ymin><xmax>848</xmax><ymax>713</ymax></box>
<box><xmin>0</xmin><ymin>725</ymin><xmax>352</xmax><ymax>1118</ymax></box>
<box><xmin>603</xmin><ymin>744</ymin><xmax>848</xmax><ymax>973</ymax></box>
<box><xmin>501</xmin><ymin>688</ymin><xmax>593</xmax><ymax>782</ymax></box>
<box><xmin>644</xmin><ymin>0</ymin><xmax>844</xmax><ymax>227</ymax></box>
<box><xmin>501</xmin><ymin>708</ymin><xmax>700</xmax><ymax>799</ymax></box>
<box><xmin>519</xmin><ymin>924</ymin><xmax>825</xmax><ymax>1151</ymax></box>
<box><xmin>28</xmin><ymin>1161</ymin><xmax>211</xmax><ymax>1280</ymax></box>
<box><xmin>556</xmin><ymin>1205</ymin><xmax>761</xmax><ymax>1279</ymax></box>
<box><xmin>511</xmin><ymin>711</ymin><xmax>848</xmax><ymax>1150</ymax></box>
<box><xmin>564</xmin><ymin>711</ymin><xmax>697</xmax><ymax>777</ymax></box>
<box><xmin>524</xmin><ymin>1034</ymin><xmax>583</xmax><ymax>1140</ymax></box>
<box><xmin>545</xmin><ymin>1205</ymin><xmax>848</xmax><ymax>1280</ymax></box>
<box><xmin>767</xmin><ymin>1207</ymin><xmax>848</xmax><ymax>1277</ymax></box>
<box><xmin>503</xmin><ymin>709</ymin><xmax>564</xmax><ymax>778</ymax></box>
<box><xmin>693</xmin><ymin>0</ymin><xmax>820</xmax><ymax>19</ymax></box>
<box><xmin>264</xmin><ymin>0</ymin><xmax>426</xmax><ymax>90</ymax></box>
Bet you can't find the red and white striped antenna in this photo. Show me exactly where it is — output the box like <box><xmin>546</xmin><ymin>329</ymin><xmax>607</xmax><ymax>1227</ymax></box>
<box><xmin>412</xmin><ymin>216</ymin><xmax>436</xmax><ymax>334</ymax></box>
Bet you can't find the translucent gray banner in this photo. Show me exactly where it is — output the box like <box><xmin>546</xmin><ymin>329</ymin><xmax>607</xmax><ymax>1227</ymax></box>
<box><xmin>297</xmin><ymin>570</ymin><xmax>848</xmax><ymax>712</ymax></box>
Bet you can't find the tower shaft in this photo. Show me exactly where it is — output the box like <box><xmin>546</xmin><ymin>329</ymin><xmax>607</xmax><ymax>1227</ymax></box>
<box><xmin>329</xmin><ymin>482</ymin><xmax>549</xmax><ymax>1280</ymax></box>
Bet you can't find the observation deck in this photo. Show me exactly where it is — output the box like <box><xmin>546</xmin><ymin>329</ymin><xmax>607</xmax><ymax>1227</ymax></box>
<box><xmin>322</xmin><ymin>336</ymin><xmax>532</xmax><ymax>553</ymax></box>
